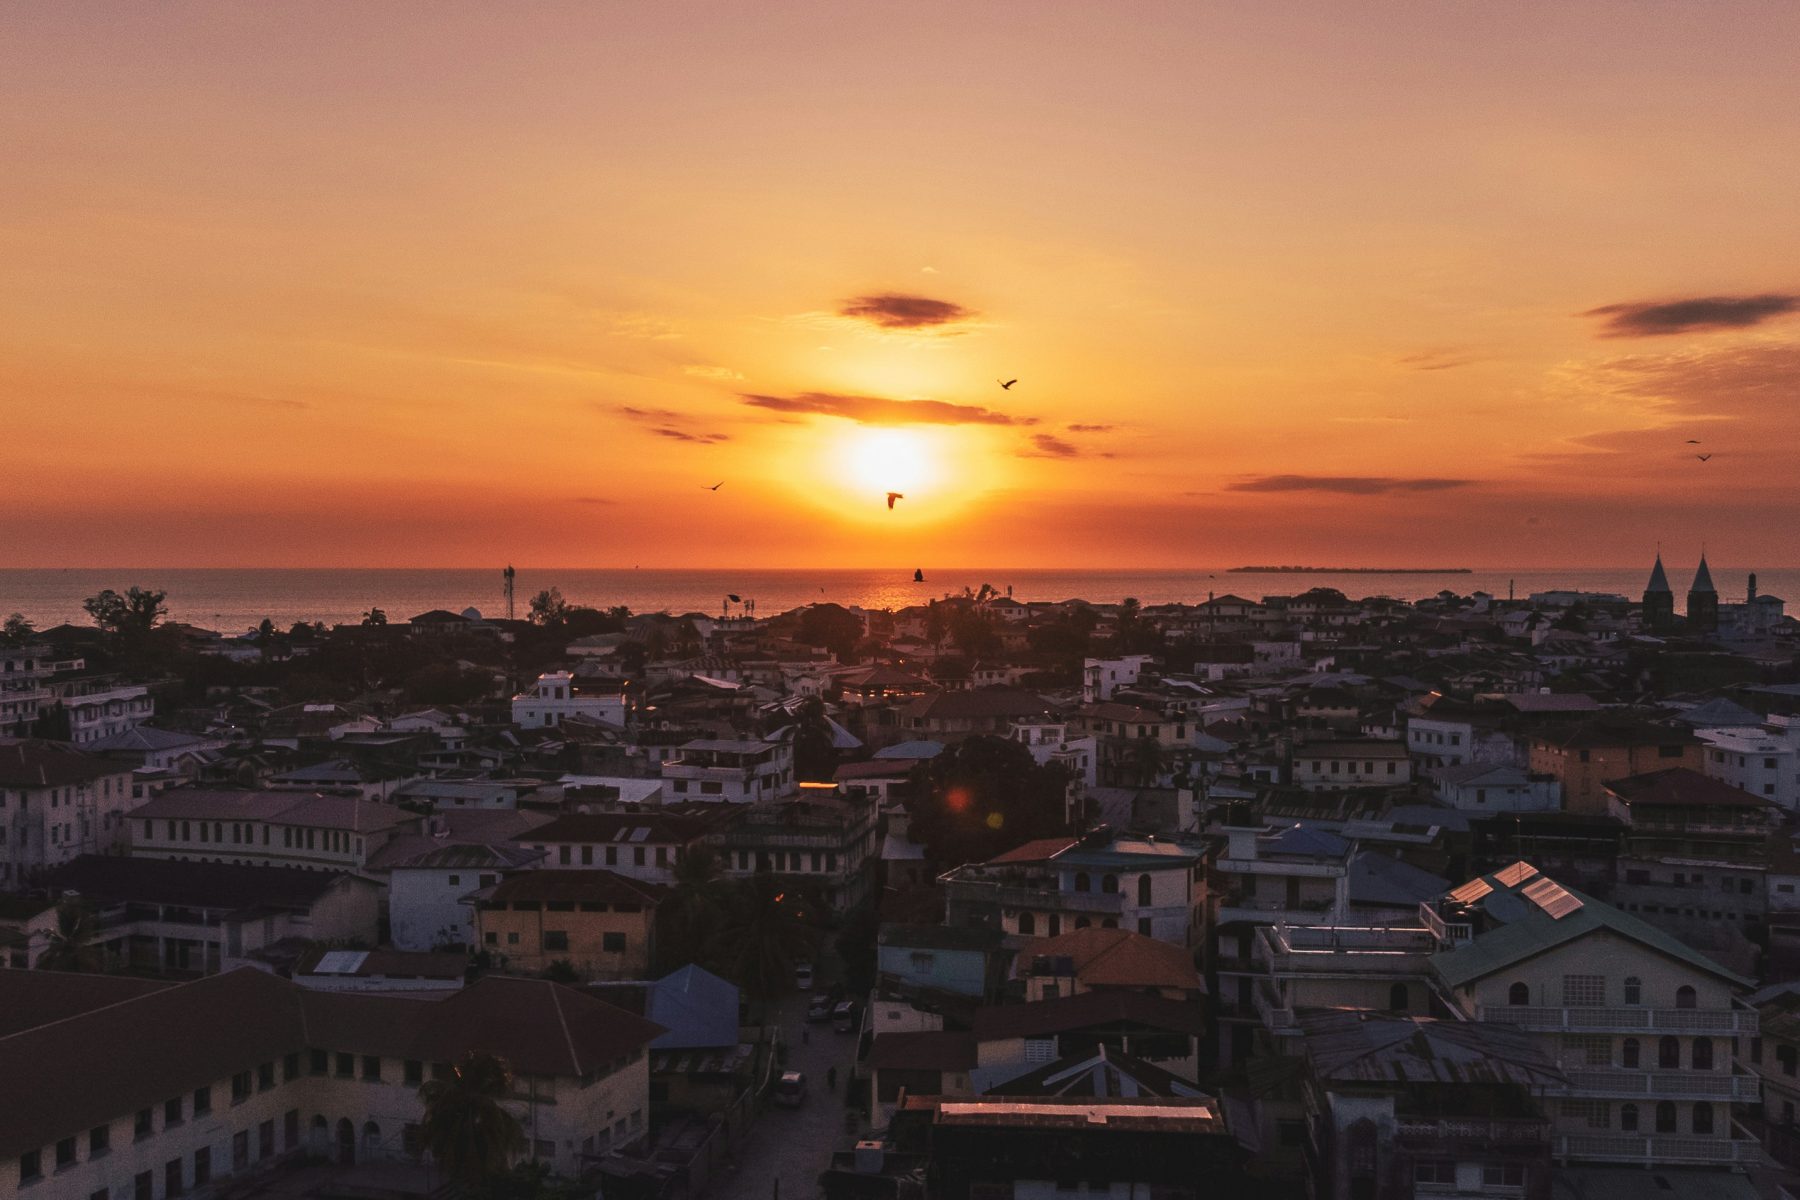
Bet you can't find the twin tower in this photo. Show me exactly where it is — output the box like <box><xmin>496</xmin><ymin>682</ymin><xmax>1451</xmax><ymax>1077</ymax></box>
<box><xmin>1643</xmin><ymin>553</ymin><xmax>1717</xmax><ymax>632</ymax></box>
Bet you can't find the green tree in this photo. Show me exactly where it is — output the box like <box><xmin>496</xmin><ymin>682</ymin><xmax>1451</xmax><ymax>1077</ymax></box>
<box><xmin>82</xmin><ymin>587</ymin><xmax>167</xmax><ymax>638</ymax></box>
<box><xmin>656</xmin><ymin>845</ymin><xmax>730</xmax><ymax>972</ymax></box>
<box><xmin>947</xmin><ymin>608</ymin><xmax>1000</xmax><ymax>658</ymax></box>
<box><xmin>1131</xmin><ymin>734</ymin><xmax>1167</xmax><ymax>786</ymax></box>
<box><xmin>361</xmin><ymin>607</ymin><xmax>388</xmax><ymax>626</ymax></box>
<box><xmin>909</xmin><ymin>735</ymin><xmax>1074</xmax><ymax>865</ymax></box>
<box><xmin>417</xmin><ymin>1051</ymin><xmax>527</xmax><ymax>1186</ymax></box>
<box><xmin>790</xmin><ymin>697</ymin><xmax>839</xmax><ymax>783</ymax></box>
<box><xmin>539</xmin><ymin>960</ymin><xmax>580</xmax><ymax>984</ymax></box>
<box><xmin>2</xmin><ymin>613</ymin><xmax>33</xmax><ymax>642</ymax></box>
<box><xmin>709</xmin><ymin>873</ymin><xmax>815</xmax><ymax>1001</ymax></box>
<box><xmin>1115</xmin><ymin>596</ymin><xmax>1143</xmax><ymax>652</ymax></box>
<box><xmin>528</xmin><ymin>587</ymin><xmax>570</xmax><ymax>626</ymax></box>
<box><xmin>35</xmin><ymin>900</ymin><xmax>103</xmax><ymax>973</ymax></box>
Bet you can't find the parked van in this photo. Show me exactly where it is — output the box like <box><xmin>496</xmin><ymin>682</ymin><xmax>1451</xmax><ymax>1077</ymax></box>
<box><xmin>832</xmin><ymin>1000</ymin><xmax>860</xmax><ymax>1033</ymax></box>
<box><xmin>775</xmin><ymin>1070</ymin><xmax>808</xmax><ymax>1107</ymax></box>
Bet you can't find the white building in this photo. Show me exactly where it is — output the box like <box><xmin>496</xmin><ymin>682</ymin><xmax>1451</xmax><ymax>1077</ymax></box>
<box><xmin>1431</xmin><ymin>763</ymin><xmax>1563</xmax><ymax>813</ymax></box>
<box><xmin>1696</xmin><ymin>716</ymin><xmax>1800</xmax><ymax>812</ymax></box>
<box><xmin>1082</xmin><ymin>655</ymin><xmax>1155</xmax><ymax>703</ymax></box>
<box><xmin>660</xmin><ymin>738</ymin><xmax>794</xmax><ymax>804</ymax></box>
<box><xmin>0</xmin><ymin>644</ymin><xmax>59</xmax><ymax>736</ymax></box>
<box><xmin>1010</xmin><ymin>719</ymin><xmax>1099</xmax><ymax>788</ymax></box>
<box><xmin>1290</xmin><ymin>740</ymin><xmax>1412</xmax><ymax>791</ymax></box>
<box><xmin>384</xmin><ymin>842</ymin><xmax>544</xmax><ymax>951</ymax></box>
<box><xmin>0</xmin><ymin>740</ymin><xmax>137</xmax><ymax>887</ymax></box>
<box><xmin>55</xmin><ymin>681</ymin><xmax>154</xmax><ymax>746</ymax></box>
<box><xmin>511</xmin><ymin>671</ymin><xmax>626</xmax><ymax>729</ymax></box>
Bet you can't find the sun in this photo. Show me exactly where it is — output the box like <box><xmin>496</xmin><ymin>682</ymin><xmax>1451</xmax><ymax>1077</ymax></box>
<box><xmin>839</xmin><ymin>427</ymin><xmax>938</xmax><ymax>497</ymax></box>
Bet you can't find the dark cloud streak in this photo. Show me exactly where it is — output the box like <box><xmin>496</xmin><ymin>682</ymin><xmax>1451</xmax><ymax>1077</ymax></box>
<box><xmin>1585</xmin><ymin>293</ymin><xmax>1799</xmax><ymax>337</ymax></box>
<box><xmin>838</xmin><ymin>293</ymin><xmax>974</xmax><ymax>330</ymax></box>
<box><xmin>1227</xmin><ymin>475</ymin><xmax>1473</xmax><ymax>495</ymax></box>
<box><xmin>740</xmin><ymin>392</ymin><xmax>1032</xmax><ymax>426</ymax></box>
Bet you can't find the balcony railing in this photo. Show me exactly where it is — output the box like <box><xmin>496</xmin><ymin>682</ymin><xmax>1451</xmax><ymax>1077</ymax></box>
<box><xmin>1560</xmin><ymin>1068</ymin><xmax>1760</xmax><ymax>1101</ymax></box>
<box><xmin>1396</xmin><ymin>1117</ymin><xmax>1551</xmax><ymax>1144</ymax></box>
<box><xmin>1557</xmin><ymin>1130</ymin><xmax>1758</xmax><ymax>1165</ymax></box>
<box><xmin>1477</xmin><ymin>1005</ymin><xmax>1758</xmax><ymax>1034</ymax></box>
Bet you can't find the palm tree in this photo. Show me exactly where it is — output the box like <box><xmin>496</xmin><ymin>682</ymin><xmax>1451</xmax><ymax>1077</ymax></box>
<box><xmin>417</xmin><ymin>1052</ymin><xmax>526</xmax><ymax>1186</ymax></box>
<box><xmin>656</xmin><ymin>846</ymin><xmax>730</xmax><ymax>971</ymax></box>
<box><xmin>35</xmin><ymin>899</ymin><xmax>103</xmax><ymax>973</ymax></box>
<box><xmin>709</xmin><ymin>873</ymin><xmax>815</xmax><ymax>1001</ymax></box>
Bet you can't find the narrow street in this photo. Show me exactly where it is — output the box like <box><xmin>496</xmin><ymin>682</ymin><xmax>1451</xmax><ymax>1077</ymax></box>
<box><xmin>711</xmin><ymin>990</ymin><xmax>862</xmax><ymax>1200</ymax></box>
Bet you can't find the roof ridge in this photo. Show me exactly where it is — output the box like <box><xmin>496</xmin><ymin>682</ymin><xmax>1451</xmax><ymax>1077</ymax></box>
<box><xmin>0</xmin><ymin>969</ymin><xmax>224</xmax><ymax>1048</ymax></box>
<box><xmin>549</xmin><ymin>981</ymin><xmax>583</xmax><ymax>1076</ymax></box>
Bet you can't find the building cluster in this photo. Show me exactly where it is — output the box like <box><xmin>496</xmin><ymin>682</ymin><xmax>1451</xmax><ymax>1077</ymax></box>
<box><xmin>4</xmin><ymin>557</ymin><xmax>1800</xmax><ymax>1200</ymax></box>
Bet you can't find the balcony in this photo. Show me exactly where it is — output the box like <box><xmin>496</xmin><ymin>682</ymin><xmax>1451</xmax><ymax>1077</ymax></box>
<box><xmin>1557</xmin><ymin>1129</ymin><xmax>1760</xmax><ymax>1165</ymax></box>
<box><xmin>1560</xmin><ymin>1068</ymin><xmax>1760</xmax><ymax>1101</ymax></box>
<box><xmin>1477</xmin><ymin>1005</ymin><xmax>1758</xmax><ymax>1034</ymax></box>
<box><xmin>1396</xmin><ymin>1117</ymin><xmax>1551</xmax><ymax>1145</ymax></box>
<box><xmin>1254</xmin><ymin>979</ymin><xmax>1296</xmax><ymax>1030</ymax></box>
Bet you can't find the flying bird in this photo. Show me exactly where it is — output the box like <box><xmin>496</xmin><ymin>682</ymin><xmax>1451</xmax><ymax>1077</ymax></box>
<box><xmin>727</xmin><ymin>594</ymin><xmax>741</xmax><ymax>603</ymax></box>
<box><xmin>997</xmin><ymin>378</ymin><xmax>1018</xmax><ymax>390</ymax></box>
<box><xmin>1685</xmin><ymin>439</ymin><xmax>1701</xmax><ymax>444</ymax></box>
<box><xmin>704</xmin><ymin>481</ymin><xmax>724</xmax><ymax>491</ymax></box>
<box><xmin>886</xmin><ymin>492</ymin><xmax>904</xmax><ymax>510</ymax></box>
<box><xmin>1696</xmin><ymin>454</ymin><xmax>1713</xmax><ymax>462</ymax></box>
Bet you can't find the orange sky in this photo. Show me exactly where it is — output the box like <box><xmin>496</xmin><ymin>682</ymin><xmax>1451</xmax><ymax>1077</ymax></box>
<box><xmin>5</xmin><ymin>2</ymin><xmax>1800</xmax><ymax>568</ymax></box>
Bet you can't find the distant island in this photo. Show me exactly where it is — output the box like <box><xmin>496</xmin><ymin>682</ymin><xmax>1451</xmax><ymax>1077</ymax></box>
<box><xmin>1228</xmin><ymin>566</ymin><xmax>1472</xmax><ymax>574</ymax></box>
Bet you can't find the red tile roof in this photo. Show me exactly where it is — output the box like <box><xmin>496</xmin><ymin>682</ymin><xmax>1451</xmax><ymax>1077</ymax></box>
<box><xmin>988</xmin><ymin>838</ymin><xmax>1079</xmax><ymax>865</ymax></box>
<box><xmin>1013</xmin><ymin>927</ymin><xmax>1202</xmax><ymax>993</ymax></box>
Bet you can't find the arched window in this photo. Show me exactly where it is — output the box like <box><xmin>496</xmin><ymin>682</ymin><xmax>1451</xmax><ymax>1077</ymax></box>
<box><xmin>1074</xmin><ymin>872</ymin><xmax>1090</xmax><ymax>893</ymax></box>
<box><xmin>1508</xmin><ymin>982</ymin><xmax>1530</xmax><ymax>1006</ymax></box>
<box><xmin>1389</xmin><ymin>983</ymin><xmax>1409</xmax><ymax>1012</ymax></box>
<box><xmin>1017</xmin><ymin>911</ymin><xmax>1036</xmax><ymax>936</ymax></box>
<box><xmin>1620</xmin><ymin>1104</ymin><xmax>1639</xmax><ymax>1132</ymax></box>
<box><xmin>1047</xmin><ymin>914</ymin><xmax>1061</xmax><ymax>937</ymax></box>
<box><xmin>1659</xmin><ymin>1036</ymin><xmax>1681</xmax><ymax>1069</ymax></box>
<box><xmin>1676</xmin><ymin>985</ymin><xmax>1697</xmax><ymax>1010</ymax></box>
<box><xmin>1623</xmin><ymin>976</ymin><xmax>1642</xmax><ymax>1005</ymax></box>
<box><xmin>1622</xmin><ymin>1038</ymin><xmax>1640</xmax><ymax>1069</ymax></box>
<box><xmin>1655</xmin><ymin>1102</ymin><xmax>1677</xmax><ymax>1134</ymax></box>
<box><xmin>1137</xmin><ymin>875</ymin><xmax>1153</xmax><ymax>906</ymax></box>
<box><xmin>1693</xmin><ymin>1103</ymin><xmax>1714</xmax><ymax>1135</ymax></box>
<box><xmin>1101</xmin><ymin>874</ymin><xmax>1119</xmax><ymax>895</ymax></box>
<box><xmin>1693</xmin><ymin>1037</ymin><xmax>1713</xmax><ymax>1070</ymax></box>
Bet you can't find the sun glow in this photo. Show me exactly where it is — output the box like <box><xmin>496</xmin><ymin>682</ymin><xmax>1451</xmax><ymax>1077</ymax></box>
<box><xmin>841</xmin><ymin>428</ymin><xmax>939</xmax><ymax>497</ymax></box>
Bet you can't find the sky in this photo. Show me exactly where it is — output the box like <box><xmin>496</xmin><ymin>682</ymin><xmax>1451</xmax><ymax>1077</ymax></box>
<box><xmin>5</xmin><ymin>1</ymin><xmax>1800</xmax><ymax>569</ymax></box>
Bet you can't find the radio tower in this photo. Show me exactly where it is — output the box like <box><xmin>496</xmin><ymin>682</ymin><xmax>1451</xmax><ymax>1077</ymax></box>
<box><xmin>503</xmin><ymin>565</ymin><xmax>516</xmax><ymax>621</ymax></box>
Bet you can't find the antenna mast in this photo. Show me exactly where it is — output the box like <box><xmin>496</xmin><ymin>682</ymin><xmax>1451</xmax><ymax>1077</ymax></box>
<box><xmin>503</xmin><ymin>565</ymin><xmax>516</xmax><ymax>621</ymax></box>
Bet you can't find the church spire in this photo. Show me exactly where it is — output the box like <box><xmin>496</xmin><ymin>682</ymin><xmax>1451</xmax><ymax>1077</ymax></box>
<box><xmin>1691</xmin><ymin>554</ymin><xmax>1716</xmax><ymax>595</ymax></box>
<box><xmin>1645</xmin><ymin>554</ymin><xmax>1671</xmax><ymax>594</ymax></box>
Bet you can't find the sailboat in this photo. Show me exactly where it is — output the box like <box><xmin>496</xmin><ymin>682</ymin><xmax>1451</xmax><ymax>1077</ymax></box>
<box><xmin>913</xmin><ymin>568</ymin><xmax>925</xmax><ymax>582</ymax></box>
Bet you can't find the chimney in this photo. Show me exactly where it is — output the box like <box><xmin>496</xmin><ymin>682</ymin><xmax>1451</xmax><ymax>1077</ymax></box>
<box><xmin>1749</xmin><ymin>573</ymin><xmax>1758</xmax><ymax>602</ymax></box>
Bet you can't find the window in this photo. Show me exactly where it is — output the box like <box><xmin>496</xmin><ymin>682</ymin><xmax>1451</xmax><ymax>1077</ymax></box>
<box><xmin>1101</xmin><ymin>874</ymin><xmax>1118</xmax><ymax>894</ymax></box>
<box><xmin>1564</xmin><ymin>1035</ymin><xmax>1612</xmax><ymax>1067</ymax></box>
<box><xmin>134</xmin><ymin>1173</ymin><xmax>152</xmax><ymax>1200</ymax></box>
<box><xmin>405</xmin><ymin>1059</ymin><xmax>423</xmax><ymax>1085</ymax></box>
<box><xmin>164</xmin><ymin>1159</ymin><xmax>182</xmax><ymax>1197</ymax></box>
<box><xmin>1024</xmin><ymin>1037</ymin><xmax>1056</xmax><ymax>1063</ymax></box>
<box><xmin>1623</xmin><ymin>976</ymin><xmax>1641</xmax><ymax>1005</ymax></box>
<box><xmin>1389</xmin><ymin>983</ymin><xmax>1409</xmax><ymax>1012</ymax></box>
<box><xmin>310</xmin><ymin>1049</ymin><xmax>328</xmax><ymax>1075</ymax></box>
<box><xmin>581</xmin><ymin>846</ymin><xmax>593</xmax><ymax>865</ymax></box>
<box><xmin>135</xmin><ymin>1107</ymin><xmax>154</xmax><ymax>1140</ymax></box>
<box><xmin>231</xmin><ymin>1070</ymin><xmax>251</xmax><ymax>1103</ymax></box>
<box><xmin>1780</xmin><ymin>1044</ymin><xmax>1798</xmax><ymax>1077</ymax></box>
<box><xmin>1693</xmin><ymin>1102</ymin><xmax>1714</xmax><ymax>1135</ymax></box>
<box><xmin>1561</xmin><ymin>1100</ymin><xmax>1609</xmax><ymax>1129</ymax></box>
<box><xmin>193</xmin><ymin>1085</ymin><xmax>210</xmax><ymax>1115</ymax></box>
<box><xmin>1017</xmin><ymin>911</ymin><xmax>1035</xmax><ymax>936</ymax></box>
<box><xmin>603</xmin><ymin>931</ymin><xmax>627</xmax><ymax>953</ymax></box>
<box><xmin>605</xmin><ymin>846</ymin><xmax>618</xmax><ymax>866</ymax></box>
<box><xmin>1655</xmin><ymin>1101</ymin><xmax>1677</xmax><ymax>1134</ymax></box>
<box><xmin>285</xmin><ymin>1110</ymin><xmax>299</xmax><ymax>1151</ymax></box>
<box><xmin>284</xmin><ymin>1052</ymin><xmax>301</xmax><ymax>1081</ymax></box>
<box><xmin>1693</xmin><ymin>1037</ymin><xmax>1713</xmax><ymax>1070</ymax></box>
<box><xmin>90</xmin><ymin>1125</ymin><xmax>109</xmax><ymax>1156</ymax></box>
<box><xmin>336</xmin><ymin>1052</ymin><xmax>355</xmax><ymax>1078</ymax></box>
<box><xmin>1137</xmin><ymin>874</ymin><xmax>1153</xmax><ymax>906</ymax></box>
<box><xmin>259</xmin><ymin>1119</ymin><xmax>275</xmax><ymax>1160</ymax></box>
<box><xmin>543</xmin><ymin>930</ymin><xmax>569</xmax><ymax>952</ymax></box>
<box><xmin>56</xmin><ymin>1137</ymin><xmax>77</xmax><ymax>1169</ymax></box>
<box><xmin>1659</xmin><ymin>1035</ymin><xmax>1680</xmax><ymax>1069</ymax></box>
<box><xmin>164</xmin><ymin>1096</ymin><xmax>182</xmax><ymax>1125</ymax></box>
<box><xmin>1482</xmin><ymin>1164</ymin><xmax>1525</xmax><ymax>1188</ymax></box>
<box><xmin>634</xmin><ymin>845</ymin><xmax>648</xmax><ymax>864</ymax></box>
<box><xmin>1620</xmin><ymin>1103</ymin><xmax>1639</xmax><ymax>1132</ymax></box>
<box><xmin>232</xmin><ymin>1131</ymin><xmax>248</xmax><ymax>1170</ymax></box>
<box><xmin>1562</xmin><ymin>974</ymin><xmax>1605</xmax><ymax>1007</ymax></box>
<box><xmin>258</xmin><ymin>1061</ymin><xmax>275</xmax><ymax>1090</ymax></box>
<box><xmin>1508</xmin><ymin>981</ymin><xmax>1530</xmax><ymax>1006</ymax></box>
<box><xmin>1622</xmin><ymin>1038</ymin><xmax>1640</xmax><ymax>1069</ymax></box>
<box><xmin>1676</xmin><ymin>985</ymin><xmax>1697</xmax><ymax>1009</ymax></box>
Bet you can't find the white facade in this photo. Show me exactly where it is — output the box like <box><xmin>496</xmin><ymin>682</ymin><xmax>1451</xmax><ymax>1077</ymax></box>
<box><xmin>511</xmin><ymin>671</ymin><xmax>626</xmax><ymax>729</ymax></box>
<box><xmin>59</xmin><ymin>683</ymin><xmax>154</xmax><ymax>746</ymax></box>
<box><xmin>1696</xmin><ymin>718</ymin><xmax>1800</xmax><ymax>812</ymax></box>
<box><xmin>1434</xmin><ymin>765</ymin><xmax>1563</xmax><ymax>813</ymax></box>
<box><xmin>660</xmin><ymin>739</ymin><xmax>793</xmax><ymax>804</ymax></box>
<box><xmin>0</xmin><ymin>754</ymin><xmax>137</xmax><ymax>887</ymax></box>
<box><xmin>1082</xmin><ymin>655</ymin><xmax>1154</xmax><ymax>703</ymax></box>
<box><xmin>1010</xmin><ymin>720</ymin><xmax>1099</xmax><ymax>788</ymax></box>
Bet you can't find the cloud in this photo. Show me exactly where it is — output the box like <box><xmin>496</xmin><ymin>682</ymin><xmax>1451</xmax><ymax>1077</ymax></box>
<box><xmin>837</xmin><ymin>293</ymin><xmax>974</xmax><ymax>330</ymax></box>
<box><xmin>614</xmin><ymin>405</ymin><xmax>684</xmax><ymax>422</ymax></box>
<box><xmin>1066</xmin><ymin>423</ymin><xmax>1114</xmax><ymax>433</ymax></box>
<box><xmin>1226</xmin><ymin>475</ymin><xmax>1473</xmax><ymax>495</ymax></box>
<box><xmin>1584</xmin><ymin>293</ymin><xmax>1799</xmax><ymax>337</ymax></box>
<box><xmin>1021</xmin><ymin>432</ymin><xmax>1114</xmax><ymax>459</ymax></box>
<box><xmin>1398</xmin><ymin>349</ymin><xmax>1477</xmax><ymax>371</ymax></box>
<box><xmin>740</xmin><ymin>391</ymin><xmax>1033</xmax><ymax>426</ymax></box>
<box><xmin>650</xmin><ymin>427</ymin><xmax>730</xmax><ymax>444</ymax></box>
<box><xmin>682</xmin><ymin>365</ymin><xmax>744</xmax><ymax>382</ymax></box>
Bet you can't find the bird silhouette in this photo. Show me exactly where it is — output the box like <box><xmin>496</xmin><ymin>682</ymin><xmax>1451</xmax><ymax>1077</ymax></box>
<box><xmin>1685</xmin><ymin>439</ymin><xmax>1701</xmax><ymax>444</ymax></box>
<box><xmin>997</xmin><ymin>378</ymin><xmax>1018</xmax><ymax>390</ymax></box>
<box><xmin>1697</xmin><ymin>454</ymin><xmax>1713</xmax><ymax>462</ymax></box>
<box><xmin>886</xmin><ymin>492</ymin><xmax>904</xmax><ymax>510</ymax></box>
<box><xmin>726</xmin><ymin>594</ymin><xmax>741</xmax><ymax>603</ymax></box>
<box><xmin>705</xmin><ymin>481</ymin><xmax>724</xmax><ymax>491</ymax></box>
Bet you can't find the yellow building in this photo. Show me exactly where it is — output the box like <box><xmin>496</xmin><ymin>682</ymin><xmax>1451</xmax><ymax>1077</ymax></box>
<box><xmin>474</xmin><ymin>869</ymin><xmax>662</xmax><ymax>980</ymax></box>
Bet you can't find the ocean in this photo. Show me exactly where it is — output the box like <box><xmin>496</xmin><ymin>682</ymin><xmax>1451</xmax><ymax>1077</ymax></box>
<box><xmin>2</xmin><ymin>565</ymin><xmax>1791</xmax><ymax>635</ymax></box>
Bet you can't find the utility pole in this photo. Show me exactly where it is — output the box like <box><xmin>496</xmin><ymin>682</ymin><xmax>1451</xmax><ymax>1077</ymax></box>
<box><xmin>503</xmin><ymin>565</ymin><xmax>516</xmax><ymax>621</ymax></box>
